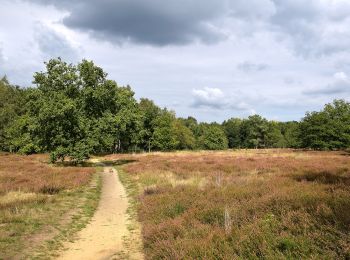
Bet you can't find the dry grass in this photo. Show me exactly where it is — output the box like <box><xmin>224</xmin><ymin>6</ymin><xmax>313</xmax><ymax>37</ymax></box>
<box><xmin>105</xmin><ymin>149</ymin><xmax>350</xmax><ymax>259</ymax></box>
<box><xmin>0</xmin><ymin>153</ymin><xmax>96</xmax><ymax>259</ymax></box>
<box><xmin>0</xmin><ymin>154</ymin><xmax>93</xmax><ymax>194</ymax></box>
<box><xmin>0</xmin><ymin>191</ymin><xmax>48</xmax><ymax>210</ymax></box>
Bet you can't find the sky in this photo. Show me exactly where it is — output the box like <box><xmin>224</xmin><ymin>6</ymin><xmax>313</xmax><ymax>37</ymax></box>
<box><xmin>1</xmin><ymin>0</ymin><xmax>350</xmax><ymax>122</ymax></box>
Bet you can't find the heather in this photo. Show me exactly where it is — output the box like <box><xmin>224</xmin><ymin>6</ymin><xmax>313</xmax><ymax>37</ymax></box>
<box><xmin>0</xmin><ymin>153</ymin><xmax>97</xmax><ymax>258</ymax></box>
<box><xmin>107</xmin><ymin>150</ymin><xmax>350</xmax><ymax>259</ymax></box>
<box><xmin>0</xmin><ymin>153</ymin><xmax>94</xmax><ymax>194</ymax></box>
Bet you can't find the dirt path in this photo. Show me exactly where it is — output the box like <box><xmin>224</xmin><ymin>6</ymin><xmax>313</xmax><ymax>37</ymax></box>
<box><xmin>57</xmin><ymin>166</ymin><xmax>130</xmax><ymax>260</ymax></box>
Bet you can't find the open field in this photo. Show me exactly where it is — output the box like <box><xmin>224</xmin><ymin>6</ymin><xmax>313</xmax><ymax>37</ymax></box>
<box><xmin>0</xmin><ymin>153</ymin><xmax>99</xmax><ymax>259</ymax></box>
<box><xmin>105</xmin><ymin>149</ymin><xmax>350</xmax><ymax>259</ymax></box>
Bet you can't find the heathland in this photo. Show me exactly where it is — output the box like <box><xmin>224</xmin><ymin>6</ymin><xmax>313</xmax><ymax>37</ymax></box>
<box><xmin>1</xmin><ymin>58</ymin><xmax>350</xmax><ymax>259</ymax></box>
<box><xmin>0</xmin><ymin>153</ymin><xmax>99</xmax><ymax>259</ymax></box>
<box><xmin>1</xmin><ymin>150</ymin><xmax>349</xmax><ymax>259</ymax></box>
<box><xmin>105</xmin><ymin>149</ymin><xmax>350</xmax><ymax>259</ymax></box>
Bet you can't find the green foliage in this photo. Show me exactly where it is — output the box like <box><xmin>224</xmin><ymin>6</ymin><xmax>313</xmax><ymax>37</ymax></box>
<box><xmin>222</xmin><ymin>117</ymin><xmax>300</xmax><ymax>149</ymax></box>
<box><xmin>69</xmin><ymin>141</ymin><xmax>91</xmax><ymax>164</ymax></box>
<box><xmin>1</xmin><ymin>59</ymin><xmax>142</xmax><ymax>162</ymax></box>
<box><xmin>0</xmin><ymin>77</ymin><xmax>27</xmax><ymax>151</ymax></box>
<box><xmin>1</xmin><ymin>58</ymin><xmax>350</xmax><ymax>157</ymax></box>
<box><xmin>151</xmin><ymin>110</ymin><xmax>179</xmax><ymax>151</ymax></box>
<box><xmin>173</xmin><ymin>120</ymin><xmax>196</xmax><ymax>150</ymax></box>
<box><xmin>222</xmin><ymin>118</ymin><xmax>242</xmax><ymax>148</ymax></box>
<box><xmin>300</xmin><ymin>99</ymin><xmax>350</xmax><ymax>150</ymax></box>
<box><xmin>280</xmin><ymin>121</ymin><xmax>301</xmax><ymax>148</ymax></box>
<box><xmin>240</xmin><ymin>115</ymin><xmax>269</xmax><ymax>148</ymax></box>
<box><xmin>180</xmin><ymin>116</ymin><xmax>200</xmax><ymax>137</ymax></box>
<box><xmin>49</xmin><ymin>146</ymin><xmax>67</xmax><ymax>164</ymax></box>
<box><xmin>266</xmin><ymin>121</ymin><xmax>285</xmax><ymax>148</ymax></box>
<box><xmin>5</xmin><ymin>114</ymin><xmax>40</xmax><ymax>154</ymax></box>
<box><xmin>114</xmin><ymin>86</ymin><xmax>143</xmax><ymax>152</ymax></box>
<box><xmin>198</xmin><ymin>124</ymin><xmax>228</xmax><ymax>150</ymax></box>
<box><xmin>139</xmin><ymin>98</ymin><xmax>161</xmax><ymax>151</ymax></box>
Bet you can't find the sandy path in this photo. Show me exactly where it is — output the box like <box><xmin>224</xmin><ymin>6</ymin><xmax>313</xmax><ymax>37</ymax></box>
<box><xmin>58</xmin><ymin>166</ymin><xmax>129</xmax><ymax>260</ymax></box>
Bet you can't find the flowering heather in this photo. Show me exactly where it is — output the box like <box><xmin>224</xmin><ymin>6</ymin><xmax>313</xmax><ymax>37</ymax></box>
<box><xmin>0</xmin><ymin>154</ymin><xmax>94</xmax><ymax>194</ymax></box>
<box><xmin>106</xmin><ymin>150</ymin><xmax>350</xmax><ymax>259</ymax></box>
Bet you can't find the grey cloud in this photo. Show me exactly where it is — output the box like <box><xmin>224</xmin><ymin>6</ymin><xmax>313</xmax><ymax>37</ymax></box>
<box><xmin>34</xmin><ymin>23</ymin><xmax>79</xmax><ymax>61</ymax></box>
<box><xmin>28</xmin><ymin>0</ymin><xmax>350</xmax><ymax>58</ymax></box>
<box><xmin>237</xmin><ymin>61</ymin><xmax>269</xmax><ymax>73</ymax></box>
<box><xmin>269</xmin><ymin>0</ymin><xmax>350</xmax><ymax>57</ymax></box>
<box><xmin>228</xmin><ymin>0</ymin><xmax>276</xmax><ymax>19</ymax></box>
<box><xmin>271</xmin><ymin>0</ymin><xmax>321</xmax><ymax>23</ymax></box>
<box><xmin>30</xmin><ymin>0</ymin><xmax>228</xmax><ymax>46</ymax></box>
<box><xmin>304</xmin><ymin>72</ymin><xmax>350</xmax><ymax>96</ymax></box>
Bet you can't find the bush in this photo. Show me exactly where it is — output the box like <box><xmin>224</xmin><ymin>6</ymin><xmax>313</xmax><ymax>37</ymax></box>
<box><xmin>19</xmin><ymin>143</ymin><xmax>40</xmax><ymax>155</ymax></box>
<box><xmin>69</xmin><ymin>142</ymin><xmax>91</xmax><ymax>165</ymax></box>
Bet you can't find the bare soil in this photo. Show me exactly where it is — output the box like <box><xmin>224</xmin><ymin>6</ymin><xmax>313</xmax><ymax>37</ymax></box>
<box><xmin>58</xmin><ymin>166</ymin><xmax>131</xmax><ymax>260</ymax></box>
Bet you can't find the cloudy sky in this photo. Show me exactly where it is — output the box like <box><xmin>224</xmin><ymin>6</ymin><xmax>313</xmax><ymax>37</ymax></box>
<box><xmin>1</xmin><ymin>0</ymin><xmax>350</xmax><ymax>122</ymax></box>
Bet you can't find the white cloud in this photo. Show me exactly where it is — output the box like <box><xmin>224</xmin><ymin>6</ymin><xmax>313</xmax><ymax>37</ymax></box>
<box><xmin>192</xmin><ymin>87</ymin><xmax>225</xmax><ymax>108</ymax></box>
<box><xmin>334</xmin><ymin>71</ymin><xmax>347</xmax><ymax>81</ymax></box>
<box><xmin>191</xmin><ymin>87</ymin><xmax>251</xmax><ymax>111</ymax></box>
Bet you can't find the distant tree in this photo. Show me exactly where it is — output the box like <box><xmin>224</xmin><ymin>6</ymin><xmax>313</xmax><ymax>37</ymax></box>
<box><xmin>10</xmin><ymin>58</ymin><xmax>142</xmax><ymax>162</ymax></box>
<box><xmin>300</xmin><ymin>99</ymin><xmax>350</xmax><ymax>150</ymax></box>
<box><xmin>0</xmin><ymin>77</ymin><xmax>28</xmax><ymax>151</ymax></box>
<box><xmin>280</xmin><ymin>121</ymin><xmax>301</xmax><ymax>148</ymax></box>
<box><xmin>173</xmin><ymin>120</ymin><xmax>196</xmax><ymax>150</ymax></box>
<box><xmin>266</xmin><ymin>121</ymin><xmax>285</xmax><ymax>148</ymax></box>
<box><xmin>139</xmin><ymin>98</ymin><xmax>161</xmax><ymax>152</ymax></box>
<box><xmin>240</xmin><ymin>115</ymin><xmax>269</xmax><ymax>148</ymax></box>
<box><xmin>179</xmin><ymin>116</ymin><xmax>200</xmax><ymax>137</ymax></box>
<box><xmin>198</xmin><ymin>124</ymin><xmax>228</xmax><ymax>150</ymax></box>
<box><xmin>113</xmin><ymin>86</ymin><xmax>143</xmax><ymax>152</ymax></box>
<box><xmin>3</xmin><ymin>58</ymin><xmax>350</xmax><ymax>158</ymax></box>
<box><xmin>151</xmin><ymin>110</ymin><xmax>179</xmax><ymax>151</ymax></box>
<box><xmin>222</xmin><ymin>118</ymin><xmax>242</xmax><ymax>148</ymax></box>
<box><xmin>31</xmin><ymin>59</ymin><xmax>87</xmax><ymax>161</ymax></box>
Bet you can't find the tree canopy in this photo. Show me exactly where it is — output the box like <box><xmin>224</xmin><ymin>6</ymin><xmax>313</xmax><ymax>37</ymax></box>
<box><xmin>300</xmin><ymin>100</ymin><xmax>350</xmax><ymax>150</ymax></box>
<box><xmin>1</xmin><ymin>58</ymin><xmax>349</xmax><ymax>163</ymax></box>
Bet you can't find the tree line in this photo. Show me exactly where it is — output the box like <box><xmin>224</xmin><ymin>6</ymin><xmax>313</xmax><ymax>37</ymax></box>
<box><xmin>1</xmin><ymin>58</ymin><xmax>350</xmax><ymax>163</ymax></box>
